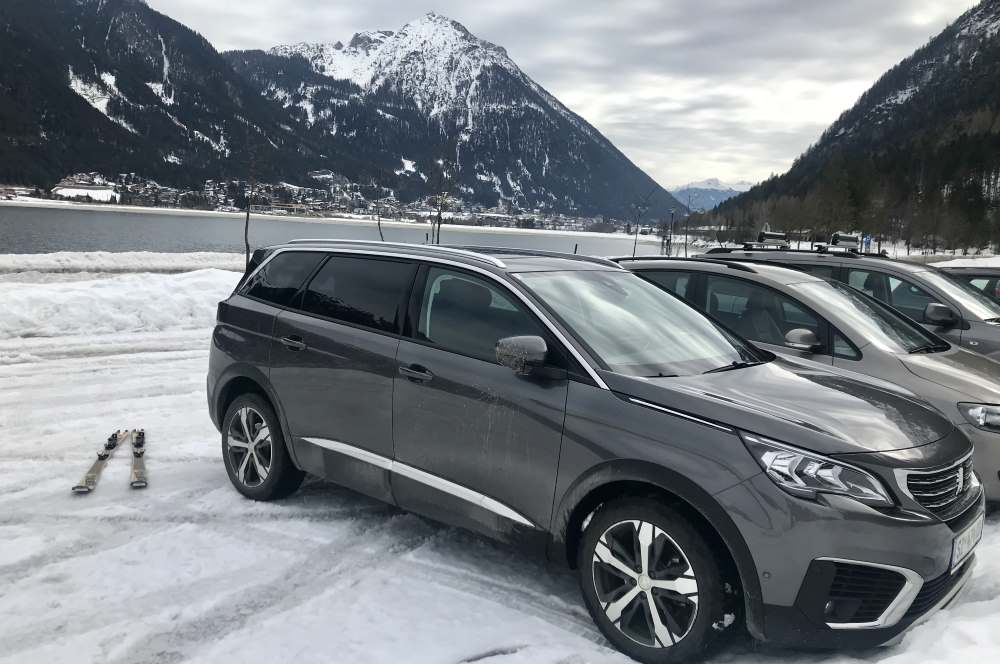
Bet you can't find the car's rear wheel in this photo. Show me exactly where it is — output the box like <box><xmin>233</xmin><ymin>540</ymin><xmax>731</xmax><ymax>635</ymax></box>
<box><xmin>222</xmin><ymin>394</ymin><xmax>304</xmax><ymax>500</ymax></box>
<box><xmin>578</xmin><ymin>499</ymin><xmax>726</xmax><ymax>663</ymax></box>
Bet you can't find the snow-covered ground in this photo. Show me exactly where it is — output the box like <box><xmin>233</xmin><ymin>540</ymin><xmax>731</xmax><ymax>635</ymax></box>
<box><xmin>1</xmin><ymin>252</ymin><xmax>999</xmax><ymax>664</ymax></box>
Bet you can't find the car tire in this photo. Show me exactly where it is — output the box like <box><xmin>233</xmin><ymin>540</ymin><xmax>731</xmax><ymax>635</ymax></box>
<box><xmin>221</xmin><ymin>394</ymin><xmax>304</xmax><ymax>500</ymax></box>
<box><xmin>578</xmin><ymin>499</ymin><xmax>727</xmax><ymax>663</ymax></box>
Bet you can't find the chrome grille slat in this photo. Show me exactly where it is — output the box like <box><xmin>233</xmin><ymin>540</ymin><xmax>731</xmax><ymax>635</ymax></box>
<box><xmin>902</xmin><ymin>456</ymin><xmax>974</xmax><ymax>516</ymax></box>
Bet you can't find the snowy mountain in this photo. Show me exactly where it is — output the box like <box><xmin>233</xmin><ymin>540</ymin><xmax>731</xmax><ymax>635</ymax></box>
<box><xmin>717</xmin><ymin>0</ymin><xmax>1000</xmax><ymax>229</ymax></box>
<box><xmin>670</xmin><ymin>178</ymin><xmax>754</xmax><ymax>211</ymax></box>
<box><xmin>0</xmin><ymin>0</ymin><xmax>327</xmax><ymax>188</ymax></box>
<box><xmin>0</xmin><ymin>3</ymin><xmax>682</xmax><ymax>218</ymax></box>
<box><xmin>228</xmin><ymin>13</ymin><xmax>683</xmax><ymax>216</ymax></box>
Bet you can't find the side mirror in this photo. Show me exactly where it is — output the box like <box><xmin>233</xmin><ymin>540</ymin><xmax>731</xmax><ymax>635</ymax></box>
<box><xmin>784</xmin><ymin>328</ymin><xmax>822</xmax><ymax>353</ymax></box>
<box><xmin>496</xmin><ymin>335</ymin><xmax>548</xmax><ymax>375</ymax></box>
<box><xmin>924</xmin><ymin>302</ymin><xmax>958</xmax><ymax>327</ymax></box>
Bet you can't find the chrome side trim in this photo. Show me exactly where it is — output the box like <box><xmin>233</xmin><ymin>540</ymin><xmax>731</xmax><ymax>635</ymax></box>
<box><xmin>244</xmin><ymin>247</ymin><xmax>609</xmax><ymax>390</ymax></box>
<box><xmin>302</xmin><ymin>437</ymin><xmax>536</xmax><ymax>528</ymax></box>
<box><xmin>283</xmin><ymin>239</ymin><xmax>507</xmax><ymax>268</ymax></box>
<box><xmin>626</xmin><ymin>397</ymin><xmax>734</xmax><ymax>432</ymax></box>
<box><xmin>815</xmin><ymin>557</ymin><xmax>924</xmax><ymax>630</ymax></box>
<box><xmin>304</xmin><ymin>436</ymin><xmax>392</xmax><ymax>470</ymax></box>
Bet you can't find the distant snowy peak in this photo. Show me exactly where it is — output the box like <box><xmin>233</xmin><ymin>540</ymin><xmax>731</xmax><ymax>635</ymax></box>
<box><xmin>271</xmin><ymin>13</ymin><xmax>515</xmax><ymax>118</ymax></box>
<box><xmin>674</xmin><ymin>178</ymin><xmax>754</xmax><ymax>193</ymax></box>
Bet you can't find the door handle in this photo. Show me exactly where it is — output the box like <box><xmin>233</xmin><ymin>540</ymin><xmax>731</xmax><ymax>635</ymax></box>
<box><xmin>399</xmin><ymin>365</ymin><xmax>433</xmax><ymax>382</ymax></box>
<box><xmin>280</xmin><ymin>335</ymin><xmax>307</xmax><ymax>351</ymax></box>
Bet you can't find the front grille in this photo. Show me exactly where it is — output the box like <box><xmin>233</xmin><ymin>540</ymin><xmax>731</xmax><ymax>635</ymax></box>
<box><xmin>906</xmin><ymin>456</ymin><xmax>974</xmax><ymax>515</ymax></box>
<box><xmin>904</xmin><ymin>560</ymin><xmax>971</xmax><ymax>618</ymax></box>
<box><xmin>826</xmin><ymin>563</ymin><xmax>906</xmax><ymax>623</ymax></box>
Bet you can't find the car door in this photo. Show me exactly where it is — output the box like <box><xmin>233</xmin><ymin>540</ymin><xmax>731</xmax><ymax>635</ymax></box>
<box><xmin>269</xmin><ymin>253</ymin><xmax>417</xmax><ymax>503</ymax></box>
<box><xmin>700</xmin><ymin>273</ymin><xmax>834</xmax><ymax>364</ymax></box>
<box><xmin>392</xmin><ymin>264</ymin><xmax>569</xmax><ymax>544</ymax></box>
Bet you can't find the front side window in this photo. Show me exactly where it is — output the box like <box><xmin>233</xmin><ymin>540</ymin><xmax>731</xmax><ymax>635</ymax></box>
<box><xmin>299</xmin><ymin>256</ymin><xmax>415</xmax><ymax>333</ymax></box>
<box><xmin>921</xmin><ymin>269</ymin><xmax>1000</xmax><ymax>322</ymax></box>
<box><xmin>888</xmin><ymin>276</ymin><xmax>934</xmax><ymax>321</ymax></box>
<box><xmin>416</xmin><ymin>268</ymin><xmax>547</xmax><ymax>363</ymax></box>
<box><xmin>703</xmin><ymin>274</ymin><xmax>824</xmax><ymax>349</ymax></box>
<box><xmin>847</xmin><ymin>269</ymin><xmax>890</xmax><ymax>301</ymax></box>
<box><xmin>516</xmin><ymin>270</ymin><xmax>762</xmax><ymax>377</ymax></box>
<box><xmin>244</xmin><ymin>251</ymin><xmax>324</xmax><ymax>306</ymax></box>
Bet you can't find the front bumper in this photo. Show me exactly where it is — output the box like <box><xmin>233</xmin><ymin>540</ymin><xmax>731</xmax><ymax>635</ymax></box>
<box><xmin>715</xmin><ymin>472</ymin><xmax>985</xmax><ymax>648</ymax></box>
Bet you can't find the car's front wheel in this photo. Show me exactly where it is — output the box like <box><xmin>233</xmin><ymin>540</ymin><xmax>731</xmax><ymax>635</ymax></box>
<box><xmin>222</xmin><ymin>394</ymin><xmax>304</xmax><ymax>500</ymax></box>
<box><xmin>578</xmin><ymin>499</ymin><xmax>727</xmax><ymax>663</ymax></box>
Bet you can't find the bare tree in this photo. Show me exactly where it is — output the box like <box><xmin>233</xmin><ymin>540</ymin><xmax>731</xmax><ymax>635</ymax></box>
<box><xmin>630</xmin><ymin>185</ymin><xmax>659</xmax><ymax>258</ymax></box>
<box><xmin>431</xmin><ymin>159</ymin><xmax>454</xmax><ymax>244</ymax></box>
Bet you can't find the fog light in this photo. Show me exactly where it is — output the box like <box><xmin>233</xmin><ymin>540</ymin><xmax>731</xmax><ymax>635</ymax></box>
<box><xmin>824</xmin><ymin>600</ymin><xmax>836</xmax><ymax>617</ymax></box>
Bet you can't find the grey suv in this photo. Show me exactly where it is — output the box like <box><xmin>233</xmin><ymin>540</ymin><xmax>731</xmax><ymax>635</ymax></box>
<box><xmin>617</xmin><ymin>257</ymin><xmax>1000</xmax><ymax>504</ymax></box>
<box><xmin>703</xmin><ymin>247</ymin><xmax>1000</xmax><ymax>358</ymax></box>
<box><xmin>208</xmin><ymin>240</ymin><xmax>984</xmax><ymax>663</ymax></box>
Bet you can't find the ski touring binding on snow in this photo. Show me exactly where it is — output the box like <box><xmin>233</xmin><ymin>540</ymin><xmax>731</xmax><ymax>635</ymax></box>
<box><xmin>72</xmin><ymin>429</ymin><xmax>128</xmax><ymax>494</ymax></box>
<box><xmin>130</xmin><ymin>429</ymin><xmax>148</xmax><ymax>489</ymax></box>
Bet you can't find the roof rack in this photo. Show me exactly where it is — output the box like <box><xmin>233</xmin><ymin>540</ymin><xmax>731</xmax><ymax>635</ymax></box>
<box><xmin>704</xmin><ymin>246</ymin><xmax>891</xmax><ymax>259</ymax></box>
<box><xmin>610</xmin><ymin>256</ymin><xmax>756</xmax><ymax>273</ymax></box>
<box><xmin>444</xmin><ymin>245</ymin><xmax>623</xmax><ymax>269</ymax></box>
<box><xmin>282</xmin><ymin>239</ymin><xmax>507</xmax><ymax>268</ymax></box>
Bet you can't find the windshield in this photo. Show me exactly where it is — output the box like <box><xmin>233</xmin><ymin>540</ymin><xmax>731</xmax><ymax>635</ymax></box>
<box><xmin>516</xmin><ymin>270</ymin><xmax>763</xmax><ymax>377</ymax></box>
<box><xmin>918</xmin><ymin>269</ymin><xmax>1000</xmax><ymax>322</ymax></box>
<box><xmin>792</xmin><ymin>280</ymin><xmax>946</xmax><ymax>354</ymax></box>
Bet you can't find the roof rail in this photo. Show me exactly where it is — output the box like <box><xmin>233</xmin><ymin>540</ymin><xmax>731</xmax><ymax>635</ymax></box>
<box><xmin>444</xmin><ymin>245</ymin><xmax>623</xmax><ymax>269</ymax></box>
<box><xmin>610</xmin><ymin>256</ymin><xmax>757</xmax><ymax>273</ymax></box>
<box><xmin>282</xmin><ymin>239</ymin><xmax>507</xmax><ymax>268</ymax></box>
<box><xmin>703</xmin><ymin>245</ymin><xmax>893</xmax><ymax>260</ymax></box>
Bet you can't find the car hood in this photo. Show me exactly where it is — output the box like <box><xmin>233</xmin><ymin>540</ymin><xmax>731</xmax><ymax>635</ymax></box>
<box><xmin>900</xmin><ymin>347</ymin><xmax>1000</xmax><ymax>403</ymax></box>
<box><xmin>600</xmin><ymin>358</ymin><xmax>953</xmax><ymax>455</ymax></box>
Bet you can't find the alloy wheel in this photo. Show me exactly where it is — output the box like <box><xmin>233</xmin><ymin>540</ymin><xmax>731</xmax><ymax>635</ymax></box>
<box><xmin>591</xmin><ymin>519</ymin><xmax>699</xmax><ymax>648</ymax></box>
<box><xmin>226</xmin><ymin>406</ymin><xmax>273</xmax><ymax>488</ymax></box>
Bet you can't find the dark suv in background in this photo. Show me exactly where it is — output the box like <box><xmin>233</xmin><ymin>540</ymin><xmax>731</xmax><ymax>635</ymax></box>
<box><xmin>703</xmin><ymin>247</ymin><xmax>1000</xmax><ymax>359</ymax></box>
<box><xmin>208</xmin><ymin>240</ymin><xmax>983</xmax><ymax>663</ymax></box>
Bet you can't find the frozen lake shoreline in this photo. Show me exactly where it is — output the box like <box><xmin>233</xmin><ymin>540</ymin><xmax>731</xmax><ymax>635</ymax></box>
<box><xmin>1</xmin><ymin>253</ymin><xmax>999</xmax><ymax>664</ymax></box>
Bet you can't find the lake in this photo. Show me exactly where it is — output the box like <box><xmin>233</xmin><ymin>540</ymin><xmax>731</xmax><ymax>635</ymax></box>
<box><xmin>0</xmin><ymin>202</ymin><xmax>671</xmax><ymax>256</ymax></box>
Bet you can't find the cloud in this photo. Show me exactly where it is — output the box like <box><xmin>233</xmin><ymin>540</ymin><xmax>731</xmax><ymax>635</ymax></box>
<box><xmin>148</xmin><ymin>0</ymin><xmax>976</xmax><ymax>188</ymax></box>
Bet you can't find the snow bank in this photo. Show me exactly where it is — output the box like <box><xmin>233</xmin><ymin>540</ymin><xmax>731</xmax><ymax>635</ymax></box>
<box><xmin>0</xmin><ymin>269</ymin><xmax>239</xmax><ymax>339</ymax></box>
<box><xmin>0</xmin><ymin>252</ymin><xmax>246</xmax><ymax>274</ymax></box>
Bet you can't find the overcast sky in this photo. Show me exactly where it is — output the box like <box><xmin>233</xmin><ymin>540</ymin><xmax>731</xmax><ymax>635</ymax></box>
<box><xmin>149</xmin><ymin>0</ymin><xmax>975</xmax><ymax>189</ymax></box>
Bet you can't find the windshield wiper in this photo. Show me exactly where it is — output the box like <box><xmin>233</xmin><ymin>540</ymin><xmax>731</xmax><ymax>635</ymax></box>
<box><xmin>703</xmin><ymin>360</ymin><xmax>762</xmax><ymax>374</ymax></box>
<box><xmin>908</xmin><ymin>343</ymin><xmax>949</xmax><ymax>354</ymax></box>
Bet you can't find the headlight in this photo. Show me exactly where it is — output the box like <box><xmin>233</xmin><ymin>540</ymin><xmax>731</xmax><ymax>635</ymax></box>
<box><xmin>742</xmin><ymin>434</ymin><xmax>894</xmax><ymax>507</ymax></box>
<box><xmin>958</xmin><ymin>403</ymin><xmax>1000</xmax><ymax>432</ymax></box>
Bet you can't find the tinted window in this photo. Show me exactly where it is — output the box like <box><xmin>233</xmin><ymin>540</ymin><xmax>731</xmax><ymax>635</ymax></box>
<box><xmin>300</xmin><ymin>256</ymin><xmax>415</xmax><ymax>333</ymax></box>
<box><xmin>244</xmin><ymin>251</ymin><xmax>324</xmax><ymax>306</ymax></box>
<box><xmin>640</xmin><ymin>271</ymin><xmax>691</xmax><ymax>300</ymax></box>
<box><xmin>704</xmin><ymin>275</ymin><xmax>823</xmax><ymax>348</ymax></box>
<box><xmin>417</xmin><ymin>268</ymin><xmax>546</xmax><ymax>363</ymax></box>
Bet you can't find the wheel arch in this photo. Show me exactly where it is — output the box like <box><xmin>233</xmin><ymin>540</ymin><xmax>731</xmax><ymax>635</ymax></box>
<box><xmin>213</xmin><ymin>366</ymin><xmax>301</xmax><ymax>470</ymax></box>
<box><xmin>548</xmin><ymin>460</ymin><xmax>765</xmax><ymax>640</ymax></box>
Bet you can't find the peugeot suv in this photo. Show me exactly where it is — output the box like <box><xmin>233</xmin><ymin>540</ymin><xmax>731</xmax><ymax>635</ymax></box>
<box><xmin>702</xmin><ymin>247</ymin><xmax>1000</xmax><ymax>359</ymax></box>
<box><xmin>208</xmin><ymin>240</ymin><xmax>984</xmax><ymax>663</ymax></box>
<box><xmin>616</xmin><ymin>256</ymin><xmax>1000</xmax><ymax>505</ymax></box>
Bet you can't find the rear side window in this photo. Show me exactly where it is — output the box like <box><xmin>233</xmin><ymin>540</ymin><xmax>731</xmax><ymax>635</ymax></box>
<box><xmin>244</xmin><ymin>252</ymin><xmax>324</xmax><ymax>306</ymax></box>
<box><xmin>640</xmin><ymin>271</ymin><xmax>691</xmax><ymax>300</ymax></box>
<box><xmin>299</xmin><ymin>256</ymin><xmax>415</xmax><ymax>333</ymax></box>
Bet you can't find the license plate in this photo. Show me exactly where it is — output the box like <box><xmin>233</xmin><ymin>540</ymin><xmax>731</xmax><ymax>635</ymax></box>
<box><xmin>952</xmin><ymin>512</ymin><xmax>985</xmax><ymax>571</ymax></box>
